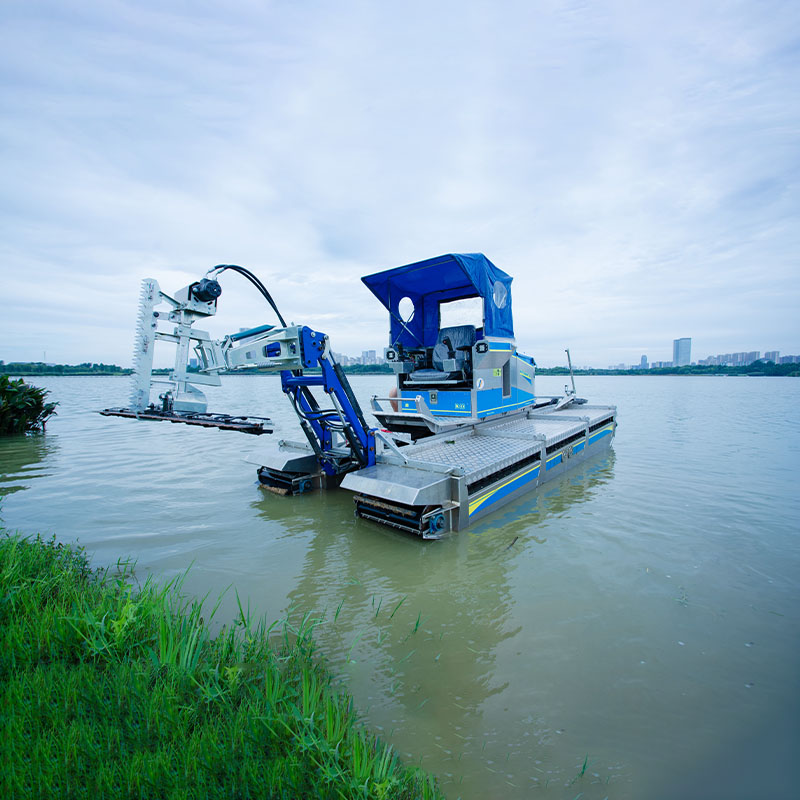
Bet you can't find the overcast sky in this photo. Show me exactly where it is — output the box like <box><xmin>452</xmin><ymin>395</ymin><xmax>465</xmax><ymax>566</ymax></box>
<box><xmin>1</xmin><ymin>0</ymin><xmax>798</xmax><ymax>368</ymax></box>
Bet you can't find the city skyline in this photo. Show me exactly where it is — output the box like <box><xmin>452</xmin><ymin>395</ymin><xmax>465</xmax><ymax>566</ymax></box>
<box><xmin>5</xmin><ymin>340</ymin><xmax>798</xmax><ymax>371</ymax></box>
<box><xmin>611</xmin><ymin>344</ymin><xmax>798</xmax><ymax>371</ymax></box>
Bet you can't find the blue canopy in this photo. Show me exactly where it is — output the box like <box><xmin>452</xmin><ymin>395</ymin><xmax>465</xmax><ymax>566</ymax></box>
<box><xmin>361</xmin><ymin>253</ymin><xmax>514</xmax><ymax>348</ymax></box>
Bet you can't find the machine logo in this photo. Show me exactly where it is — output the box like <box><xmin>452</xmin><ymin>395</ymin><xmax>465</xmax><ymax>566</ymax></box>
<box><xmin>476</xmin><ymin>378</ymin><xmax>485</xmax><ymax>389</ymax></box>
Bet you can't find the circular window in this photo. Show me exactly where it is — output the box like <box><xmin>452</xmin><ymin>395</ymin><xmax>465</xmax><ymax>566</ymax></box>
<box><xmin>492</xmin><ymin>281</ymin><xmax>507</xmax><ymax>309</ymax></box>
<box><xmin>398</xmin><ymin>296</ymin><xmax>415</xmax><ymax>322</ymax></box>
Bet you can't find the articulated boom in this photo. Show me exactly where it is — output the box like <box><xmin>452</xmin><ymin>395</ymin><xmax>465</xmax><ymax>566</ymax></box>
<box><xmin>116</xmin><ymin>275</ymin><xmax>377</xmax><ymax>480</ymax></box>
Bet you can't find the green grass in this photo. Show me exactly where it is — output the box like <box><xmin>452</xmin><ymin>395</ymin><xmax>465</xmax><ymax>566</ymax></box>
<box><xmin>0</xmin><ymin>530</ymin><xmax>443</xmax><ymax>799</ymax></box>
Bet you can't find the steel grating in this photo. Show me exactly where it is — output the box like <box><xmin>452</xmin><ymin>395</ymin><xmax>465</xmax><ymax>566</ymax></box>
<box><xmin>486</xmin><ymin>416</ymin><xmax>586</xmax><ymax>445</ymax></box>
<box><xmin>400</xmin><ymin>403</ymin><xmax>616</xmax><ymax>483</ymax></box>
<box><xmin>537</xmin><ymin>407</ymin><xmax>613</xmax><ymax>425</ymax></box>
<box><xmin>407</xmin><ymin>431</ymin><xmax>537</xmax><ymax>482</ymax></box>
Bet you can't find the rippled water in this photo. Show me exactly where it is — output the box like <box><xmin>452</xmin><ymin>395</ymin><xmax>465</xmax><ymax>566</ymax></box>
<box><xmin>1</xmin><ymin>375</ymin><xmax>798</xmax><ymax>798</ymax></box>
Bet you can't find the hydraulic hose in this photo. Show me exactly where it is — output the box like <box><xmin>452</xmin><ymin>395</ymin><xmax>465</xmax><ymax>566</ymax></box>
<box><xmin>207</xmin><ymin>264</ymin><xmax>287</xmax><ymax>327</ymax></box>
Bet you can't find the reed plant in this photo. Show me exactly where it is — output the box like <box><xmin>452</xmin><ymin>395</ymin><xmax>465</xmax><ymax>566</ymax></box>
<box><xmin>0</xmin><ymin>530</ymin><xmax>443</xmax><ymax>799</ymax></box>
<box><xmin>0</xmin><ymin>376</ymin><xmax>57</xmax><ymax>434</ymax></box>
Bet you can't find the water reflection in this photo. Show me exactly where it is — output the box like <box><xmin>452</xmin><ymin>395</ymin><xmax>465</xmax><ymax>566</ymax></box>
<box><xmin>0</xmin><ymin>433</ymin><xmax>57</xmax><ymax>496</ymax></box>
<box><xmin>250</xmin><ymin>450</ymin><xmax>618</xmax><ymax>793</ymax></box>
<box><xmin>478</xmin><ymin>450</ymin><xmax>617</xmax><ymax>536</ymax></box>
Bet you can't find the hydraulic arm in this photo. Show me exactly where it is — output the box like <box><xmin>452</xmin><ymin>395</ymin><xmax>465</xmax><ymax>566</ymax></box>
<box><xmin>104</xmin><ymin>268</ymin><xmax>376</xmax><ymax>480</ymax></box>
<box><xmin>228</xmin><ymin>323</ymin><xmax>377</xmax><ymax>475</ymax></box>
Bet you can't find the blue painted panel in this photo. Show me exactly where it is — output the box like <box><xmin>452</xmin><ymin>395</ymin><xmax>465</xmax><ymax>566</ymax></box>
<box><xmin>469</xmin><ymin>464</ymin><xmax>540</xmax><ymax>516</ymax></box>
<box><xmin>476</xmin><ymin>386</ymin><xmax>535</xmax><ymax>417</ymax></box>
<box><xmin>401</xmin><ymin>389</ymin><xmax>472</xmax><ymax>416</ymax></box>
<box><xmin>545</xmin><ymin>453</ymin><xmax>562</xmax><ymax>471</ymax></box>
<box><xmin>588</xmin><ymin>426</ymin><xmax>614</xmax><ymax>446</ymax></box>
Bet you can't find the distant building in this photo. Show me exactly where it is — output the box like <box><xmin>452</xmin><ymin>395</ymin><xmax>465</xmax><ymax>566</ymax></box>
<box><xmin>639</xmin><ymin>355</ymin><xmax>648</xmax><ymax>370</ymax></box>
<box><xmin>673</xmin><ymin>338</ymin><xmax>691</xmax><ymax>367</ymax></box>
<box><xmin>729</xmin><ymin>351</ymin><xmax>760</xmax><ymax>366</ymax></box>
<box><xmin>699</xmin><ymin>351</ymin><xmax>771</xmax><ymax>367</ymax></box>
<box><xmin>779</xmin><ymin>355</ymin><xmax>800</xmax><ymax>364</ymax></box>
<box><xmin>330</xmin><ymin>350</ymin><xmax>385</xmax><ymax>366</ymax></box>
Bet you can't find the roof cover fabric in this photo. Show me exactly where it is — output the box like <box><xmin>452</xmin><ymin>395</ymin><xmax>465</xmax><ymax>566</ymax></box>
<box><xmin>361</xmin><ymin>253</ymin><xmax>514</xmax><ymax>347</ymax></box>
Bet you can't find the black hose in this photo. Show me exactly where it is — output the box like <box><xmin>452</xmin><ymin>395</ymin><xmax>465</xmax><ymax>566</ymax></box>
<box><xmin>208</xmin><ymin>264</ymin><xmax>287</xmax><ymax>327</ymax></box>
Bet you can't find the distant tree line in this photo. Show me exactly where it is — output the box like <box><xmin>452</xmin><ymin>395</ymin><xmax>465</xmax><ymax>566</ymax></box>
<box><xmin>0</xmin><ymin>361</ymin><xmax>395</xmax><ymax>377</ymax></box>
<box><xmin>0</xmin><ymin>361</ymin><xmax>132</xmax><ymax>376</ymax></box>
<box><xmin>339</xmin><ymin>363</ymin><xmax>394</xmax><ymax>375</ymax></box>
<box><xmin>224</xmin><ymin>363</ymin><xmax>394</xmax><ymax>376</ymax></box>
<box><xmin>5</xmin><ymin>359</ymin><xmax>793</xmax><ymax>379</ymax></box>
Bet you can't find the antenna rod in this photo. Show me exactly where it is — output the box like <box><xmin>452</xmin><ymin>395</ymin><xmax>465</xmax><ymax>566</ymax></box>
<box><xmin>565</xmin><ymin>348</ymin><xmax>576</xmax><ymax>395</ymax></box>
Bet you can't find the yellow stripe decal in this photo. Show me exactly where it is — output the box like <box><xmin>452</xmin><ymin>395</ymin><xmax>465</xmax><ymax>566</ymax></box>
<box><xmin>468</xmin><ymin>463</ymin><xmax>540</xmax><ymax>515</ymax></box>
<box><xmin>588</xmin><ymin>424</ymin><xmax>615</xmax><ymax>442</ymax></box>
<box><xmin>479</xmin><ymin>398</ymin><xmax>534</xmax><ymax>415</ymax></box>
<box><xmin>468</xmin><ymin>422</ymin><xmax>615</xmax><ymax>515</ymax></box>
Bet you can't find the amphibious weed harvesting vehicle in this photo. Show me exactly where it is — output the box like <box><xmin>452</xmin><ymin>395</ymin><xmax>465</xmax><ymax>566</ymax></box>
<box><xmin>103</xmin><ymin>254</ymin><xmax>616</xmax><ymax>537</ymax></box>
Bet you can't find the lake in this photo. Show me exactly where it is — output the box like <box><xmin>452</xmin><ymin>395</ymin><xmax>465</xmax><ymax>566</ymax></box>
<box><xmin>1</xmin><ymin>374</ymin><xmax>798</xmax><ymax>799</ymax></box>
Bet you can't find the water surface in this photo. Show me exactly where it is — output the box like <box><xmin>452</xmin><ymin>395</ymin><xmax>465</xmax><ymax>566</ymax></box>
<box><xmin>1</xmin><ymin>375</ymin><xmax>798</xmax><ymax>798</ymax></box>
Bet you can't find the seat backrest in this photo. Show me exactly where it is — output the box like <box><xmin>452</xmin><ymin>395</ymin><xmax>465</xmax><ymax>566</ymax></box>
<box><xmin>432</xmin><ymin>325</ymin><xmax>476</xmax><ymax>371</ymax></box>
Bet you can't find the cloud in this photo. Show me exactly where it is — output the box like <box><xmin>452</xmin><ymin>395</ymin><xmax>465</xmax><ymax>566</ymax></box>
<box><xmin>1</xmin><ymin>0</ymin><xmax>798</xmax><ymax>367</ymax></box>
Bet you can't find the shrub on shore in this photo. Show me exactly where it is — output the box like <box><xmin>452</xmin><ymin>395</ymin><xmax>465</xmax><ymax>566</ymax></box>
<box><xmin>0</xmin><ymin>531</ymin><xmax>442</xmax><ymax>799</ymax></box>
<box><xmin>0</xmin><ymin>376</ymin><xmax>57</xmax><ymax>434</ymax></box>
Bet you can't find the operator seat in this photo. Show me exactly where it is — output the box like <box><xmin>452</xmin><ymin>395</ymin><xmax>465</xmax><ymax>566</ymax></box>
<box><xmin>407</xmin><ymin>325</ymin><xmax>476</xmax><ymax>383</ymax></box>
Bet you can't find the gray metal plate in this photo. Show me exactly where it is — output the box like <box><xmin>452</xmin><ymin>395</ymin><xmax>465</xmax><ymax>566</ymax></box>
<box><xmin>407</xmin><ymin>432</ymin><xmax>539</xmax><ymax>483</ymax></box>
<box><xmin>245</xmin><ymin>441</ymin><xmax>318</xmax><ymax>473</ymax></box>
<box><xmin>386</xmin><ymin>404</ymin><xmax>616</xmax><ymax>484</ymax></box>
<box><xmin>342</xmin><ymin>465</ymin><xmax>451</xmax><ymax>507</ymax></box>
<box><xmin>486</xmin><ymin>416</ymin><xmax>585</xmax><ymax>446</ymax></box>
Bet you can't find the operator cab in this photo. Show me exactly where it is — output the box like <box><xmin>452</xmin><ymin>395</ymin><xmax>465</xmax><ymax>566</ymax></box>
<box><xmin>394</xmin><ymin>320</ymin><xmax>478</xmax><ymax>388</ymax></box>
<box><xmin>361</xmin><ymin>253</ymin><xmax>539</xmax><ymax>438</ymax></box>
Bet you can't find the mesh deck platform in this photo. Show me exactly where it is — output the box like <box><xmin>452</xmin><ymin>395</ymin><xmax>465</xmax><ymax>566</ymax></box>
<box><xmin>401</xmin><ymin>406</ymin><xmax>614</xmax><ymax>483</ymax></box>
